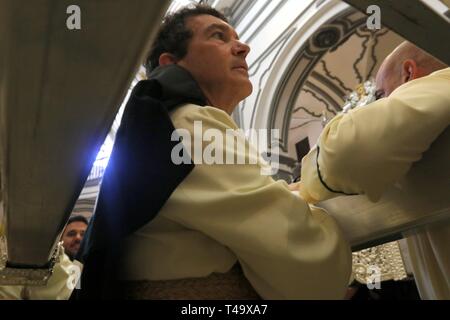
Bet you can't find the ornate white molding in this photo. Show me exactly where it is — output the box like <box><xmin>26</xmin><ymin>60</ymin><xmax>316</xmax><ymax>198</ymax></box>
<box><xmin>353</xmin><ymin>241</ymin><xmax>408</xmax><ymax>284</ymax></box>
<box><xmin>0</xmin><ymin>235</ymin><xmax>6</xmax><ymax>271</ymax></box>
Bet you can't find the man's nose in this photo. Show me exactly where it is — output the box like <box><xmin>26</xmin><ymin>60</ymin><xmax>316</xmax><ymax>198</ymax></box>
<box><xmin>232</xmin><ymin>40</ymin><xmax>250</xmax><ymax>58</ymax></box>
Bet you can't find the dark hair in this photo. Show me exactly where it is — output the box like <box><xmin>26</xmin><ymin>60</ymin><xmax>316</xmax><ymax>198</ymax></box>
<box><xmin>67</xmin><ymin>215</ymin><xmax>89</xmax><ymax>226</ymax></box>
<box><xmin>145</xmin><ymin>4</ymin><xmax>228</xmax><ymax>76</ymax></box>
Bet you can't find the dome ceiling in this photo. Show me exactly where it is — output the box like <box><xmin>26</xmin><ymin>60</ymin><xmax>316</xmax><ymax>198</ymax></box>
<box><xmin>288</xmin><ymin>27</ymin><xmax>404</xmax><ymax>163</ymax></box>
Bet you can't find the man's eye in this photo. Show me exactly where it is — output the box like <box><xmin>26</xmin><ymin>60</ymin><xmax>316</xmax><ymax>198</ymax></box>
<box><xmin>212</xmin><ymin>32</ymin><xmax>224</xmax><ymax>40</ymax></box>
<box><xmin>375</xmin><ymin>91</ymin><xmax>385</xmax><ymax>100</ymax></box>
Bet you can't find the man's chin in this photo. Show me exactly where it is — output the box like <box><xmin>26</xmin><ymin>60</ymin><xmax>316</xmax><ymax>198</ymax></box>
<box><xmin>67</xmin><ymin>247</ymin><xmax>79</xmax><ymax>257</ymax></box>
<box><xmin>66</xmin><ymin>251</ymin><xmax>76</xmax><ymax>260</ymax></box>
<box><xmin>242</xmin><ymin>81</ymin><xmax>253</xmax><ymax>98</ymax></box>
<box><xmin>234</xmin><ymin>74</ymin><xmax>252</xmax><ymax>88</ymax></box>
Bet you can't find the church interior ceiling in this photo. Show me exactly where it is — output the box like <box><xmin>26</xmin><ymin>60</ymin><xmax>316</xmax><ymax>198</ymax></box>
<box><xmin>288</xmin><ymin>27</ymin><xmax>403</xmax><ymax>167</ymax></box>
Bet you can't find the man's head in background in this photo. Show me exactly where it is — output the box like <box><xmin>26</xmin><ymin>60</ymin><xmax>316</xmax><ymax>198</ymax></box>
<box><xmin>145</xmin><ymin>4</ymin><xmax>252</xmax><ymax>114</ymax></box>
<box><xmin>61</xmin><ymin>215</ymin><xmax>88</xmax><ymax>260</ymax></box>
<box><xmin>375</xmin><ymin>41</ymin><xmax>447</xmax><ymax>99</ymax></box>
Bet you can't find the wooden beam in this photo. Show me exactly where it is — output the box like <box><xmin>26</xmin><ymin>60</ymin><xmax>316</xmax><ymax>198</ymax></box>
<box><xmin>342</xmin><ymin>0</ymin><xmax>450</xmax><ymax>64</ymax></box>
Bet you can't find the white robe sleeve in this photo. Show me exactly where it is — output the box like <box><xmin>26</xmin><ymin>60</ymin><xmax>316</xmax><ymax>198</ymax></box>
<box><xmin>165</xmin><ymin>105</ymin><xmax>352</xmax><ymax>299</ymax></box>
<box><xmin>300</xmin><ymin>68</ymin><xmax>450</xmax><ymax>203</ymax></box>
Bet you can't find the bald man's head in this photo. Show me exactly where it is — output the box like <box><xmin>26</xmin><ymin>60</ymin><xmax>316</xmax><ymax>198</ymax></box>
<box><xmin>375</xmin><ymin>41</ymin><xmax>447</xmax><ymax>99</ymax></box>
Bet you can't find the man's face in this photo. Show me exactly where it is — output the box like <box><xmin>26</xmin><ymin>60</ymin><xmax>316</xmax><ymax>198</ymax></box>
<box><xmin>61</xmin><ymin>221</ymin><xmax>87</xmax><ymax>259</ymax></box>
<box><xmin>177</xmin><ymin>14</ymin><xmax>252</xmax><ymax>108</ymax></box>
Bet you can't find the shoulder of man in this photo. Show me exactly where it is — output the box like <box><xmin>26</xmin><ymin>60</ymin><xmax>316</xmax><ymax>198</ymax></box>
<box><xmin>171</xmin><ymin>103</ymin><xmax>239</xmax><ymax>130</ymax></box>
<box><xmin>429</xmin><ymin>67</ymin><xmax>450</xmax><ymax>79</ymax></box>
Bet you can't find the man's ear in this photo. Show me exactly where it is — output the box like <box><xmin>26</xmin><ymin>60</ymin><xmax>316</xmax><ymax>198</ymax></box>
<box><xmin>159</xmin><ymin>53</ymin><xmax>177</xmax><ymax>66</ymax></box>
<box><xmin>401</xmin><ymin>59</ymin><xmax>418</xmax><ymax>83</ymax></box>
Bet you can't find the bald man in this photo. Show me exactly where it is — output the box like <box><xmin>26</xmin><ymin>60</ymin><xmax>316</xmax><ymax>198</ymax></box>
<box><xmin>299</xmin><ymin>42</ymin><xmax>450</xmax><ymax>299</ymax></box>
<box><xmin>375</xmin><ymin>42</ymin><xmax>447</xmax><ymax>98</ymax></box>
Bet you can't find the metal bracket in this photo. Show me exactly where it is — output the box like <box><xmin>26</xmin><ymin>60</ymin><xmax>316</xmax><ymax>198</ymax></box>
<box><xmin>0</xmin><ymin>235</ymin><xmax>6</xmax><ymax>271</ymax></box>
<box><xmin>0</xmin><ymin>240</ymin><xmax>62</xmax><ymax>286</ymax></box>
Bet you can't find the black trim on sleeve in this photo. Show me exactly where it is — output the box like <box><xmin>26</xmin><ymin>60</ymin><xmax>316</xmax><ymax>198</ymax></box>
<box><xmin>316</xmin><ymin>146</ymin><xmax>358</xmax><ymax>196</ymax></box>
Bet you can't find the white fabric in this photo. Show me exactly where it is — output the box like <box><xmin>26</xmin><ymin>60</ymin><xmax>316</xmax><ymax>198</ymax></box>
<box><xmin>119</xmin><ymin>104</ymin><xmax>352</xmax><ymax>299</ymax></box>
<box><xmin>300</xmin><ymin>68</ymin><xmax>450</xmax><ymax>299</ymax></box>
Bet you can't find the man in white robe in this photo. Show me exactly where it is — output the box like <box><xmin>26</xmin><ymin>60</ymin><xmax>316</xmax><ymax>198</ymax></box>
<box><xmin>102</xmin><ymin>5</ymin><xmax>352</xmax><ymax>299</ymax></box>
<box><xmin>300</xmin><ymin>42</ymin><xmax>450</xmax><ymax>299</ymax></box>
